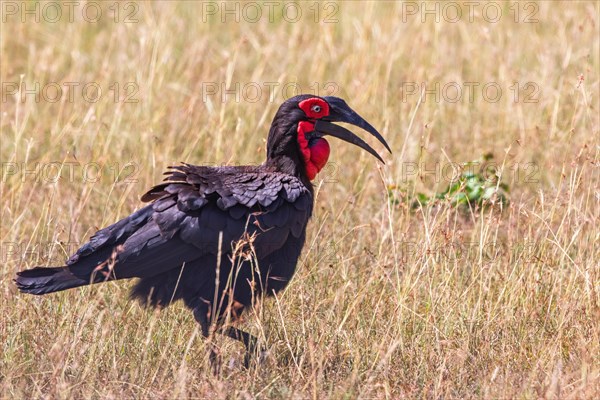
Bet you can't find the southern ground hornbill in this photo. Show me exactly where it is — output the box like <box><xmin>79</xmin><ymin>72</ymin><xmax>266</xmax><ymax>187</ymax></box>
<box><xmin>14</xmin><ymin>94</ymin><xmax>390</xmax><ymax>365</ymax></box>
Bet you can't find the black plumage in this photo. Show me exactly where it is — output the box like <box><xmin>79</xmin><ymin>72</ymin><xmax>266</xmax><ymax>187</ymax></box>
<box><xmin>14</xmin><ymin>94</ymin><xmax>390</xmax><ymax>364</ymax></box>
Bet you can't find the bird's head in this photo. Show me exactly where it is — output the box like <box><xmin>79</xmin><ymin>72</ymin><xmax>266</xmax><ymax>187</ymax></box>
<box><xmin>266</xmin><ymin>94</ymin><xmax>391</xmax><ymax>180</ymax></box>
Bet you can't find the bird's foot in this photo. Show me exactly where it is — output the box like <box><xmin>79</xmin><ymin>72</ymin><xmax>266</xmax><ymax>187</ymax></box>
<box><xmin>243</xmin><ymin>346</ymin><xmax>268</xmax><ymax>369</ymax></box>
<box><xmin>221</xmin><ymin>326</ymin><xmax>266</xmax><ymax>369</ymax></box>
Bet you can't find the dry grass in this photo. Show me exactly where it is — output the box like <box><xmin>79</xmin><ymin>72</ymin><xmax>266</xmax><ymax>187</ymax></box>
<box><xmin>1</xmin><ymin>1</ymin><xmax>599</xmax><ymax>398</ymax></box>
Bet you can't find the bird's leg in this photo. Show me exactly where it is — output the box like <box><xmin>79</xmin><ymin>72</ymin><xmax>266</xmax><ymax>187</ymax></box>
<box><xmin>193</xmin><ymin>305</ymin><xmax>220</xmax><ymax>369</ymax></box>
<box><xmin>220</xmin><ymin>326</ymin><xmax>263</xmax><ymax>368</ymax></box>
<box><xmin>194</xmin><ymin>304</ymin><xmax>264</xmax><ymax>368</ymax></box>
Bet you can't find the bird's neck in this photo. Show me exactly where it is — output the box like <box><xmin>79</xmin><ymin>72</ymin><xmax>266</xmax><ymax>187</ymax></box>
<box><xmin>263</xmin><ymin>154</ymin><xmax>313</xmax><ymax>189</ymax></box>
<box><xmin>265</xmin><ymin>125</ymin><xmax>314</xmax><ymax>190</ymax></box>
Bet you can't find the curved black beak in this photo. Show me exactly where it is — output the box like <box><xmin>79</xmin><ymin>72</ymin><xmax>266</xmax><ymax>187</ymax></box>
<box><xmin>315</xmin><ymin>97</ymin><xmax>392</xmax><ymax>163</ymax></box>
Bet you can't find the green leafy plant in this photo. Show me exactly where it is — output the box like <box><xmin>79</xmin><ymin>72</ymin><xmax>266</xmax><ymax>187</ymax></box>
<box><xmin>389</xmin><ymin>153</ymin><xmax>510</xmax><ymax>211</ymax></box>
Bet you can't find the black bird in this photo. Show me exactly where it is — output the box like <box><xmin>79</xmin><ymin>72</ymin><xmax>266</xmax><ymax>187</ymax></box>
<box><xmin>14</xmin><ymin>95</ymin><xmax>390</xmax><ymax>364</ymax></box>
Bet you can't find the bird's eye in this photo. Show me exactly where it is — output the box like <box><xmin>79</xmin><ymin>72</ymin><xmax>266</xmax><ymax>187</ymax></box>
<box><xmin>311</xmin><ymin>105</ymin><xmax>321</xmax><ymax>113</ymax></box>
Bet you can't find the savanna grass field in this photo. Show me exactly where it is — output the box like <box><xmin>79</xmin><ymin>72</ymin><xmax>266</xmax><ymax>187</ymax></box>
<box><xmin>1</xmin><ymin>1</ymin><xmax>599</xmax><ymax>398</ymax></box>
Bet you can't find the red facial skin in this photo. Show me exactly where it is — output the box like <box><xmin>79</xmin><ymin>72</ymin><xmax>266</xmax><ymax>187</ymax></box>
<box><xmin>297</xmin><ymin>98</ymin><xmax>331</xmax><ymax>180</ymax></box>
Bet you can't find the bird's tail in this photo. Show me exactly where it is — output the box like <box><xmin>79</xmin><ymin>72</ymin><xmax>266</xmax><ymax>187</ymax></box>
<box><xmin>14</xmin><ymin>266</ymin><xmax>90</xmax><ymax>295</ymax></box>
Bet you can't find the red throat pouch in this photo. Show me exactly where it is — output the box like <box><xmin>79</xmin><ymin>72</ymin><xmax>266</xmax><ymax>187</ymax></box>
<box><xmin>309</xmin><ymin>138</ymin><xmax>330</xmax><ymax>172</ymax></box>
<box><xmin>297</xmin><ymin>121</ymin><xmax>331</xmax><ymax>180</ymax></box>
